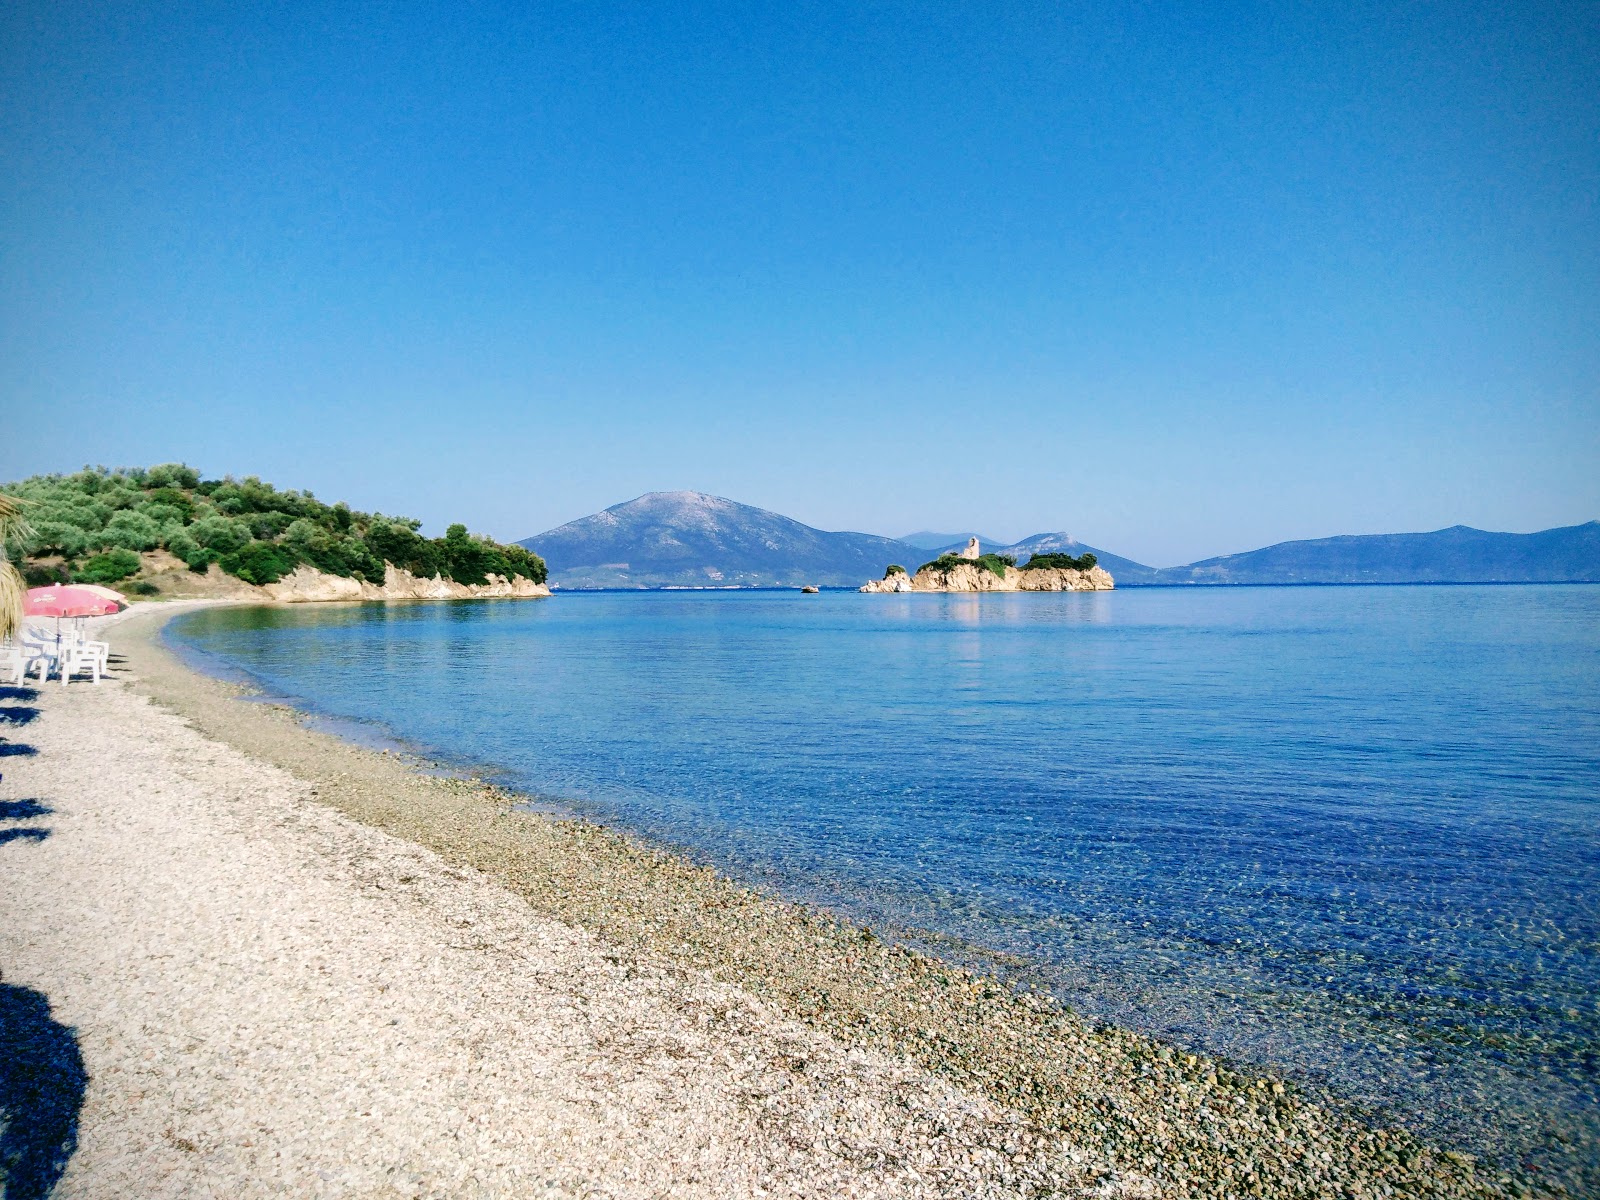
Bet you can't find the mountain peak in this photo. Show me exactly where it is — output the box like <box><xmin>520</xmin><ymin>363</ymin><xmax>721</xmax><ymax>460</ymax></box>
<box><xmin>620</xmin><ymin>490</ymin><xmax>729</xmax><ymax>507</ymax></box>
<box><xmin>521</xmin><ymin>492</ymin><xmax>909</xmax><ymax>588</ymax></box>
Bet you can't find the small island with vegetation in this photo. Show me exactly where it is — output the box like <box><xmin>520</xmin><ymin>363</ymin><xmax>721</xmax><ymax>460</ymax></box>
<box><xmin>2</xmin><ymin>463</ymin><xmax>549</xmax><ymax>602</ymax></box>
<box><xmin>861</xmin><ymin>539</ymin><xmax>1113</xmax><ymax>593</ymax></box>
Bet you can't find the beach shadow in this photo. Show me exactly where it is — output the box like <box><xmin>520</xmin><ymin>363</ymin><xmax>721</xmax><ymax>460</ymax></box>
<box><xmin>0</xmin><ymin>799</ymin><xmax>52</xmax><ymax>846</ymax></box>
<box><xmin>0</xmin><ymin>696</ymin><xmax>38</xmax><ymax>755</ymax></box>
<box><xmin>0</xmin><ymin>800</ymin><xmax>52</xmax><ymax>821</ymax></box>
<box><xmin>0</xmin><ymin>981</ymin><xmax>87</xmax><ymax>1200</ymax></box>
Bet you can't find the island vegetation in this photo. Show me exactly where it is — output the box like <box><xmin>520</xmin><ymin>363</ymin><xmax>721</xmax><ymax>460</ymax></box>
<box><xmin>1022</xmin><ymin>551</ymin><xmax>1098</xmax><ymax>572</ymax></box>
<box><xmin>2</xmin><ymin>464</ymin><xmax>547</xmax><ymax>590</ymax></box>
<box><xmin>917</xmin><ymin>552</ymin><xmax>1016</xmax><ymax>578</ymax></box>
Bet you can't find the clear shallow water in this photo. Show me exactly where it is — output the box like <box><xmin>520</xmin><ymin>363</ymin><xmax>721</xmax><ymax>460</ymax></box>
<box><xmin>169</xmin><ymin>586</ymin><xmax>1600</xmax><ymax>1187</ymax></box>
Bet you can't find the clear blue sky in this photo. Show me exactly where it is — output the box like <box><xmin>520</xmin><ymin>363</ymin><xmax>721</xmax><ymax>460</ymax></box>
<box><xmin>3</xmin><ymin>2</ymin><xmax>1595</xmax><ymax>566</ymax></box>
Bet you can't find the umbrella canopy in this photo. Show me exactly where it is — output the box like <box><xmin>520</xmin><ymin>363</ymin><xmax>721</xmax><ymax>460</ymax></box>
<box><xmin>73</xmin><ymin>584</ymin><xmax>128</xmax><ymax>605</ymax></box>
<box><xmin>24</xmin><ymin>585</ymin><xmax>125</xmax><ymax>618</ymax></box>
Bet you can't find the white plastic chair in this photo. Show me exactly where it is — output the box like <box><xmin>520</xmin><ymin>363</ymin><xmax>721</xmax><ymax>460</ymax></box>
<box><xmin>0</xmin><ymin>641</ymin><xmax>23</xmax><ymax>686</ymax></box>
<box><xmin>84</xmin><ymin>639</ymin><xmax>110</xmax><ymax>675</ymax></box>
<box><xmin>20</xmin><ymin>633</ymin><xmax>57</xmax><ymax>681</ymax></box>
<box><xmin>59</xmin><ymin>642</ymin><xmax>104</xmax><ymax>685</ymax></box>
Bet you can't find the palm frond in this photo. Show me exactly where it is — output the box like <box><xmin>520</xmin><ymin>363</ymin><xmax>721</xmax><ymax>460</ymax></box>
<box><xmin>0</xmin><ymin>493</ymin><xmax>32</xmax><ymax>546</ymax></box>
<box><xmin>0</xmin><ymin>494</ymin><xmax>29</xmax><ymax>641</ymax></box>
<box><xmin>0</xmin><ymin>560</ymin><xmax>23</xmax><ymax>643</ymax></box>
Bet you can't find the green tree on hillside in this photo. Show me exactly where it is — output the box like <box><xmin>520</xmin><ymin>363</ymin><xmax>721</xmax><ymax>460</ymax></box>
<box><xmin>0</xmin><ymin>464</ymin><xmax>547</xmax><ymax>590</ymax></box>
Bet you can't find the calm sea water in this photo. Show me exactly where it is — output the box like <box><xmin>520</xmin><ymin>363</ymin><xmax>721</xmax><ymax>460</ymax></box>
<box><xmin>168</xmin><ymin>586</ymin><xmax>1600</xmax><ymax>1187</ymax></box>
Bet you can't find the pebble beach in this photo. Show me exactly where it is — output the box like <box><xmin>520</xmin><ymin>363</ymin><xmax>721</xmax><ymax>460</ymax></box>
<box><xmin>0</xmin><ymin>603</ymin><xmax>1551</xmax><ymax>1198</ymax></box>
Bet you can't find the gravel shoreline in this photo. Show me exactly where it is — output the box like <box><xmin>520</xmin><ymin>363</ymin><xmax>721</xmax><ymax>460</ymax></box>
<box><xmin>1</xmin><ymin>602</ymin><xmax>1549</xmax><ymax>1198</ymax></box>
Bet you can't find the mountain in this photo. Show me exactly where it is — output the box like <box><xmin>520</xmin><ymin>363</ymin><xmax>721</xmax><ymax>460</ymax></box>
<box><xmin>521</xmin><ymin>493</ymin><xmax>1600</xmax><ymax>589</ymax></box>
<box><xmin>1152</xmin><ymin>522</ymin><xmax>1600</xmax><ymax>585</ymax></box>
<box><xmin>519</xmin><ymin>491</ymin><xmax>918</xmax><ymax>588</ymax></box>
<box><xmin>897</xmin><ymin>531</ymin><xmax>1003</xmax><ymax>550</ymax></box>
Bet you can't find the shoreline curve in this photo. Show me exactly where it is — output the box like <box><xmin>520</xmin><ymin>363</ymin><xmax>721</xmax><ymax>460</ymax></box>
<box><xmin>110</xmin><ymin>600</ymin><xmax>1537</xmax><ymax>1198</ymax></box>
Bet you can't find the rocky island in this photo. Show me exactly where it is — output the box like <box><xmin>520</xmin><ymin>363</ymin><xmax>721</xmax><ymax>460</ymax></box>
<box><xmin>860</xmin><ymin>538</ymin><xmax>1114</xmax><ymax>593</ymax></box>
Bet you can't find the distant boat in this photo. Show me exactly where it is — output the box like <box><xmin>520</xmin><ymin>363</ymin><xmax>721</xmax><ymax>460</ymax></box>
<box><xmin>801</xmin><ymin>585</ymin><xmax>820</xmax><ymax>593</ymax></box>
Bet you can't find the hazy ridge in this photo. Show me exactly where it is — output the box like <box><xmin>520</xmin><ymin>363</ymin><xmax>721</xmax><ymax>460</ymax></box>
<box><xmin>520</xmin><ymin>493</ymin><xmax>1599</xmax><ymax>589</ymax></box>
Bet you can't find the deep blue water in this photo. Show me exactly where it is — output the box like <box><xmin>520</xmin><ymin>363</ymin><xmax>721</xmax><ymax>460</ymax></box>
<box><xmin>168</xmin><ymin>586</ymin><xmax>1600</xmax><ymax>1185</ymax></box>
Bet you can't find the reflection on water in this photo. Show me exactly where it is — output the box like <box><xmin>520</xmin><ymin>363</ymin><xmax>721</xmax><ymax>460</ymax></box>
<box><xmin>170</xmin><ymin>585</ymin><xmax>1600</xmax><ymax>1189</ymax></box>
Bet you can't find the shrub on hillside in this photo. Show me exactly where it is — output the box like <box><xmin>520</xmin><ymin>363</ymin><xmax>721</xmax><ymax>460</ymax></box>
<box><xmin>23</xmin><ymin>563</ymin><xmax>68</xmax><ymax>587</ymax></box>
<box><xmin>145</xmin><ymin>487</ymin><xmax>194</xmax><ymax>518</ymax></box>
<box><xmin>144</xmin><ymin>463</ymin><xmax>201</xmax><ymax>490</ymax></box>
<box><xmin>27</xmin><ymin>521</ymin><xmax>91</xmax><ymax>558</ymax></box>
<box><xmin>164</xmin><ymin>530</ymin><xmax>208</xmax><ymax>572</ymax></box>
<box><xmin>73</xmin><ymin>548</ymin><xmax>140</xmax><ymax>584</ymax></box>
<box><xmin>438</xmin><ymin>523</ymin><xmax>547</xmax><ymax>586</ymax></box>
<box><xmin>189</xmin><ymin>513</ymin><xmax>252</xmax><ymax>555</ymax></box>
<box><xmin>364</xmin><ymin>517</ymin><xmax>444</xmax><ymax>579</ymax></box>
<box><xmin>103</xmin><ymin>509</ymin><xmax>164</xmax><ymax>551</ymax></box>
<box><xmin>220</xmin><ymin>540</ymin><xmax>299</xmax><ymax>585</ymax></box>
<box><xmin>282</xmin><ymin>518</ymin><xmax>381</xmax><ymax>580</ymax></box>
<box><xmin>142</xmin><ymin>502</ymin><xmax>187</xmax><ymax>527</ymax></box>
<box><xmin>0</xmin><ymin>465</ymin><xmax>546</xmax><ymax>589</ymax></box>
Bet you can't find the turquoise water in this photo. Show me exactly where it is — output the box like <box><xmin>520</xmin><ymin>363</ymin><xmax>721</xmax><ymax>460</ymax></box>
<box><xmin>168</xmin><ymin>586</ymin><xmax>1600</xmax><ymax>1187</ymax></box>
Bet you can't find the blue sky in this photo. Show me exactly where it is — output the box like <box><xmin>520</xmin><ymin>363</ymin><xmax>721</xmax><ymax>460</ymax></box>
<box><xmin>3</xmin><ymin>2</ymin><xmax>1595</xmax><ymax>566</ymax></box>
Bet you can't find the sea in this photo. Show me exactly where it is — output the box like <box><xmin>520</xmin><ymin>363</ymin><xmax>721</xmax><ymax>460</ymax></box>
<box><xmin>167</xmin><ymin>584</ymin><xmax>1600</xmax><ymax>1190</ymax></box>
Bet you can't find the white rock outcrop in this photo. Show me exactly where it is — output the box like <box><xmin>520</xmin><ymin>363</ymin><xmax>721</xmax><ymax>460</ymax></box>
<box><xmin>1015</xmin><ymin>565</ymin><xmax>1116</xmax><ymax>592</ymax></box>
<box><xmin>858</xmin><ymin>567</ymin><xmax>916</xmax><ymax>593</ymax></box>
<box><xmin>263</xmin><ymin>564</ymin><xmax>551</xmax><ymax>604</ymax></box>
<box><xmin>860</xmin><ymin>562</ymin><xmax>1114</xmax><ymax>594</ymax></box>
<box><xmin>263</xmin><ymin>567</ymin><xmax>379</xmax><ymax>603</ymax></box>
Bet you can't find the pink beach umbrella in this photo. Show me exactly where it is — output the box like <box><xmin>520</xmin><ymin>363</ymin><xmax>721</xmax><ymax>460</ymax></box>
<box><xmin>71</xmin><ymin>584</ymin><xmax>128</xmax><ymax>607</ymax></box>
<box><xmin>23</xmin><ymin>585</ymin><xmax>125</xmax><ymax>618</ymax></box>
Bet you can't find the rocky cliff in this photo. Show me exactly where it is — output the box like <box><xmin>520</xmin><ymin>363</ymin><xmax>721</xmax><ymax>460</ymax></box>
<box><xmin>263</xmin><ymin>563</ymin><xmax>550</xmax><ymax>603</ymax></box>
<box><xmin>1014</xmin><ymin>564</ymin><xmax>1116</xmax><ymax>591</ymax></box>
<box><xmin>860</xmin><ymin>562</ymin><xmax>1114</xmax><ymax>593</ymax></box>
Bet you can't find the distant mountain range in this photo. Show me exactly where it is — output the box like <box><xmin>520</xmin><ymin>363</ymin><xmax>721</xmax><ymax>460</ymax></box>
<box><xmin>517</xmin><ymin>492</ymin><xmax>913</xmax><ymax>588</ymax></box>
<box><xmin>1152</xmin><ymin>522</ymin><xmax>1600</xmax><ymax>585</ymax></box>
<box><xmin>519</xmin><ymin>493</ymin><xmax>1600</xmax><ymax>589</ymax></box>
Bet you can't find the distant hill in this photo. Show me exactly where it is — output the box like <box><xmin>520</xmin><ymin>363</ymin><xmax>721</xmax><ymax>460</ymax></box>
<box><xmin>519</xmin><ymin>492</ymin><xmax>916</xmax><ymax>588</ymax></box>
<box><xmin>897</xmin><ymin>531</ymin><xmax>1003</xmax><ymax>550</ymax></box>
<box><xmin>1154</xmin><ymin>522</ymin><xmax>1600</xmax><ymax>585</ymax></box>
<box><xmin>521</xmin><ymin>494</ymin><xmax>1600</xmax><ymax>589</ymax></box>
